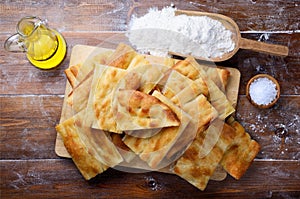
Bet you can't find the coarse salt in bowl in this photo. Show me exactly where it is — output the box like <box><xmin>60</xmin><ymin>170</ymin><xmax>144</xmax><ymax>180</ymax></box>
<box><xmin>246</xmin><ymin>74</ymin><xmax>280</xmax><ymax>109</ymax></box>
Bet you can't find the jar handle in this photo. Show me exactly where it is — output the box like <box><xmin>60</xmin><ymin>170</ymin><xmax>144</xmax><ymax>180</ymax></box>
<box><xmin>4</xmin><ymin>33</ymin><xmax>27</xmax><ymax>52</ymax></box>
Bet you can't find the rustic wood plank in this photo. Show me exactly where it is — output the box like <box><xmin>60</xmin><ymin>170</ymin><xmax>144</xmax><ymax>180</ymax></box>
<box><xmin>0</xmin><ymin>0</ymin><xmax>130</xmax><ymax>33</ymax></box>
<box><xmin>123</xmin><ymin>0</ymin><xmax>300</xmax><ymax>31</ymax></box>
<box><xmin>223</xmin><ymin>33</ymin><xmax>300</xmax><ymax>95</ymax></box>
<box><xmin>180</xmin><ymin>0</ymin><xmax>300</xmax><ymax>31</ymax></box>
<box><xmin>0</xmin><ymin>159</ymin><xmax>299</xmax><ymax>198</ymax></box>
<box><xmin>1</xmin><ymin>1</ymin><xmax>298</xmax><ymax>33</ymax></box>
<box><xmin>1</xmin><ymin>95</ymin><xmax>299</xmax><ymax>160</ymax></box>
<box><xmin>1</xmin><ymin>32</ymin><xmax>298</xmax><ymax>95</ymax></box>
<box><xmin>235</xmin><ymin>96</ymin><xmax>300</xmax><ymax>161</ymax></box>
<box><xmin>0</xmin><ymin>95</ymin><xmax>62</xmax><ymax>159</ymax></box>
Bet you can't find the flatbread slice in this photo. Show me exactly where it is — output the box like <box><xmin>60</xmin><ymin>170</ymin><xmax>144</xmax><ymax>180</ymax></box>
<box><xmin>65</xmin><ymin>49</ymin><xmax>113</xmax><ymax>89</ymax></box>
<box><xmin>171</xmin><ymin>60</ymin><xmax>209</xmax><ymax>97</ymax></box>
<box><xmin>110</xmin><ymin>133</ymin><xmax>137</xmax><ymax>163</ymax></box>
<box><xmin>65</xmin><ymin>49</ymin><xmax>114</xmax><ymax>114</ymax></box>
<box><xmin>67</xmin><ymin>72</ymin><xmax>94</xmax><ymax>113</ymax></box>
<box><xmin>65</xmin><ymin>43</ymin><xmax>135</xmax><ymax>90</ymax></box>
<box><xmin>205</xmin><ymin>78</ymin><xmax>235</xmax><ymax>120</ymax></box>
<box><xmin>182</xmin><ymin>94</ymin><xmax>218</xmax><ymax>134</ymax></box>
<box><xmin>85</xmin><ymin>64</ymin><xmax>127</xmax><ymax>133</ymax></box>
<box><xmin>173</xmin><ymin>57</ymin><xmax>235</xmax><ymax>120</ymax></box>
<box><xmin>220</xmin><ymin>121</ymin><xmax>260</xmax><ymax>179</ymax></box>
<box><xmin>172</xmin><ymin>58</ymin><xmax>202</xmax><ymax>80</ymax></box>
<box><xmin>205</xmin><ymin>66</ymin><xmax>230</xmax><ymax>91</ymax></box>
<box><xmin>173</xmin><ymin>119</ymin><xmax>237</xmax><ymax>191</ymax></box>
<box><xmin>195</xmin><ymin>61</ymin><xmax>230</xmax><ymax>91</ymax></box>
<box><xmin>169</xmin><ymin>79</ymin><xmax>206</xmax><ymax>108</ymax></box>
<box><xmin>65</xmin><ymin>64</ymin><xmax>81</xmax><ymax>88</ymax></box>
<box><xmin>126</xmin><ymin>54</ymin><xmax>151</xmax><ymax>70</ymax></box>
<box><xmin>154</xmin><ymin>91</ymin><xmax>218</xmax><ymax>162</ymax></box>
<box><xmin>123</xmin><ymin>91</ymin><xmax>192</xmax><ymax>169</ymax></box>
<box><xmin>173</xmin><ymin>58</ymin><xmax>230</xmax><ymax>91</ymax></box>
<box><xmin>162</xmin><ymin>69</ymin><xmax>195</xmax><ymax>100</ymax></box>
<box><xmin>113</xmin><ymin>89</ymin><xmax>180</xmax><ymax>131</ymax></box>
<box><xmin>55</xmin><ymin>110</ymin><xmax>123</xmax><ymax>180</ymax></box>
<box><xmin>105</xmin><ymin>43</ymin><xmax>137</xmax><ymax>69</ymax></box>
<box><xmin>120</xmin><ymin>63</ymin><xmax>170</xmax><ymax>94</ymax></box>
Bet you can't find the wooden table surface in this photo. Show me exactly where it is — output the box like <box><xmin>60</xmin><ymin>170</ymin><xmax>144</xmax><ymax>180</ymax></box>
<box><xmin>1</xmin><ymin>1</ymin><xmax>299</xmax><ymax>198</ymax></box>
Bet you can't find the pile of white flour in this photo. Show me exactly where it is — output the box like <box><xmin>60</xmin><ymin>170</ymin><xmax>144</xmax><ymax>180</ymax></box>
<box><xmin>127</xmin><ymin>7</ymin><xmax>235</xmax><ymax>58</ymax></box>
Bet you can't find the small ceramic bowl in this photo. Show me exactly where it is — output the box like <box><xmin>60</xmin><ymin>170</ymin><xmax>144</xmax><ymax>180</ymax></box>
<box><xmin>246</xmin><ymin>74</ymin><xmax>280</xmax><ymax>109</ymax></box>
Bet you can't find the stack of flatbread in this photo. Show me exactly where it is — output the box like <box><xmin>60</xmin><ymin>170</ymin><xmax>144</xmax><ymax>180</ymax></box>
<box><xmin>55</xmin><ymin>43</ymin><xmax>260</xmax><ymax>191</ymax></box>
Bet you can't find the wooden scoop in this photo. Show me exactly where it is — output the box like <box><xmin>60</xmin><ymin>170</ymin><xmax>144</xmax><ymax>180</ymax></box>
<box><xmin>171</xmin><ymin>10</ymin><xmax>289</xmax><ymax>62</ymax></box>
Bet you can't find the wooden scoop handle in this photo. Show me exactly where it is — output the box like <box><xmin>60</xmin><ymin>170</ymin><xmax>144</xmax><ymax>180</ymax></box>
<box><xmin>239</xmin><ymin>38</ymin><xmax>289</xmax><ymax>56</ymax></box>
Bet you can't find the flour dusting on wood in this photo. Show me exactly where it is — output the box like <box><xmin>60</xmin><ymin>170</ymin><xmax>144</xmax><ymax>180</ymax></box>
<box><xmin>127</xmin><ymin>7</ymin><xmax>235</xmax><ymax>58</ymax></box>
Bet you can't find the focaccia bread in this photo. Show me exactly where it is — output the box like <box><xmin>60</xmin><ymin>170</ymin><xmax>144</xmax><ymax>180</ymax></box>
<box><xmin>118</xmin><ymin>63</ymin><xmax>170</xmax><ymax>94</ymax></box>
<box><xmin>65</xmin><ymin>64</ymin><xmax>81</xmax><ymax>88</ymax></box>
<box><xmin>152</xmin><ymin>91</ymin><xmax>218</xmax><ymax>161</ymax></box>
<box><xmin>172</xmin><ymin>56</ymin><xmax>235</xmax><ymax>120</ymax></box>
<box><xmin>181</xmin><ymin>94</ymin><xmax>218</xmax><ymax>134</ymax></box>
<box><xmin>67</xmin><ymin>72</ymin><xmax>94</xmax><ymax>113</ymax></box>
<box><xmin>56</xmin><ymin>43</ymin><xmax>259</xmax><ymax>192</ymax></box>
<box><xmin>173</xmin><ymin>57</ymin><xmax>230</xmax><ymax>91</ymax></box>
<box><xmin>173</xmin><ymin>119</ymin><xmax>237</xmax><ymax>191</ymax></box>
<box><xmin>56</xmin><ymin>110</ymin><xmax>123</xmax><ymax>180</ymax></box>
<box><xmin>85</xmin><ymin>64</ymin><xmax>127</xmax><ymax>133</ymax></box>
<box><xmin>205</xmin><ymin>66</ymin><xmax>230</xmax><ymax>91</ymax></box>
<box><xmin>220</xmin><ymin>120</ymin><xmax>260</xmax><ymax>179</ymax></box>
<box><xmin>126</xmin><ymin>54</ymin><xmax>151</xmax><ymax>70</ymax></box>
<box><xmin>105</xmin><ymin>43</ymin><xmax>137</xmax><ymax>69</ymax></box>
<box><xmin>113</xmin><ymin>89</ymin><xmax>180</xmax><ymax>131</ymax></box>
<box><xmin>162</xmin><ymin>69</ymin><xmax>197</xmax><ymax>100</ymax></box>
<box><xmin>123</xmin><ymin>91</ymin><xmax>192</xmax><ymax>169</ymax></box>
<box><xmin>65</xmin><ymin>44</ymin><xmax>137</xmax><ymax>113</ymax></box>
<box><xmin>65</xmin><ymin>49</ymin><xmax>113</xmax><ymax>89</ymax></box>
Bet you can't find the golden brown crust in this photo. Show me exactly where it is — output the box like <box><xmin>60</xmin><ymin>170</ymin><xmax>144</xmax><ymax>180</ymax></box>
<box><xmin>173</xmin><ymin>120</ymin><xmax>237</xmax><ymax>191</ymax></box>
<box><xmin>123</xmin><ymin>91</ymin><xmax>193</xmax><ymax>169</ymax></box>
<box><xmin>55</xmin><ymin>117</ymin><xmax>109</xmax><ymax>180</ymax></box>
<box><xmin>197</xmin><ymin>64</ymin><xmax>231</xmax><ymax>92</ymax></box>
<box><xmin>66</xmin><ymin>72</ymin><xmax>94</xmax><ymax>113</ymax></box>
<box><xmin>171</xmin><ymin>59</ymin><xmax>209</xmax><ymax>98</ymax></box>
<box><xmin>217</xmin><ymin>68</ymin><xmax>231</xmax><ymax>89</ymax></box>
<box><xmin>65</xmin><ymin>64</ymin><xmax>81</xmax><ymax>88</ymax></box>
<box><xmin>105</xmin><ymin>43</ymin><xmax>137</xmax><ymax>69</ymax></box>
<box><xmin>115</xmin><ymin>90</ymin><xmax>180</xmax><ymax>131</ymax></box>
<box><xmin>183</xmin><ymin>94</ymin><xmax>218</xmax><ymax>133</ymax></box>
<box><xmin>220</xmin><ymin>121</ymin><xmax>260</xmax><ymax>179</ymax></box>
<box><xmin>170</xmin><ymin>57</ymin><xmax>235</xmax><ymax>120</ymax></box>
<box><xmin>126</xmin><ymin>54</ymin><xmax>150</xmax><ymax>70</ymax></box>
<box><xmin>172</xmin><ymin>59</ymin><xmax>201</xmax><ymax>80</ymax></box>
<box><xmin>87</xmin><ymin>65</ymin><xmax>127</xmax><ymax>133</ymax></box>
<box><xmin>110</xmin><ymin>133</ymin><xmax>130</xmax><ymax>151</ymax></box>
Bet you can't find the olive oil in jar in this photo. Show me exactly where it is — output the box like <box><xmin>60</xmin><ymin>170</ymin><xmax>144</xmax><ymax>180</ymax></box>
<box><xmin>26</xmin><ymin>29</ymin><xmax>67</xmax><ymax>69</ymax></box>
<box><xmin>4</xmin><ymin>16</ymin><xmax>67</xmax><ymax>69</ymax></box>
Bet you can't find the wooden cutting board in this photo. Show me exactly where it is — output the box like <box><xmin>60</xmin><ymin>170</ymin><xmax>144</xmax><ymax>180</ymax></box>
<box><xmin>55</xmin><ymin>45</ymin><xmax>241</xmax><ymax>176</ymax></box>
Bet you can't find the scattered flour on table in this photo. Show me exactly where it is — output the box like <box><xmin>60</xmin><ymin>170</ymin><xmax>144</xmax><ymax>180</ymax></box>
<box><xmin>126</xmin><ymin>7</ymin><xmax>235</xmax><ymax>58</ymax></box>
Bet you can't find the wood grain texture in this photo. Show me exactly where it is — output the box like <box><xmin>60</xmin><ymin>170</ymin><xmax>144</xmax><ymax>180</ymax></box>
<box><xmin>0</xmin><ymin>159</ymin><xmax>299</xmax><ymax>199</ymax></box>
<box><xmin>224</xmin><ymin>33</ymin><xmax>300</xmax><ymax>95</ymax></box>
<box><xmin>0</xmin><ymin>95</ymin><xmax>62</xmax><ymax>159</ymax></box>
<box><xmin>0</xmin><ymin>1</ymin><xmax>299</xmax><ymax>33</ymax></box>
<box><xmin>235</xmin><ymin>96</ymin><xmax>300</xmax><ymax>161</ymax></box>
<box><xmin>1</xmin><ymin>0</ymin><xmax>299</xmax><ymax>198</ymax></box>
